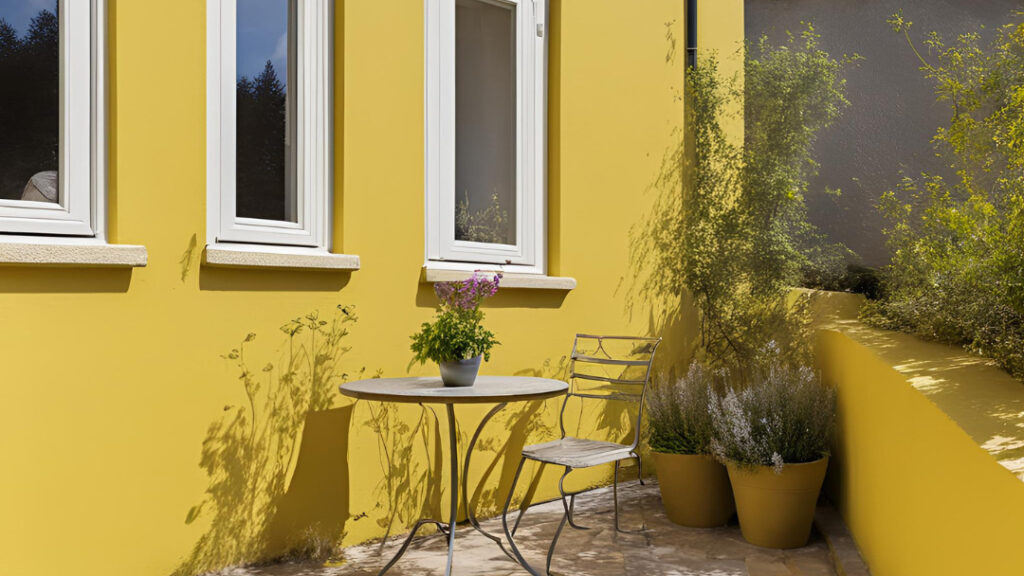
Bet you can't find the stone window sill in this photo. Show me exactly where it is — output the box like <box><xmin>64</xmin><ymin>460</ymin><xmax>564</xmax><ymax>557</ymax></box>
<box><xmin>0</xmin><ymin>240</ymin><xmax>147</xmax><ymax>268</ymax></box>
<box><xmin>203</xmin><ymin>244</ymin><xmax>360</xmax><ymax>271</ymax></box>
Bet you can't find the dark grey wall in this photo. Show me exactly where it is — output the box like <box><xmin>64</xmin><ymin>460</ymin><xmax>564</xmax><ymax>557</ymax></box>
<box><xmin>746</xmin><ymin>0</ymin><xmax>1020</xmax><ymax>266</ymax></box>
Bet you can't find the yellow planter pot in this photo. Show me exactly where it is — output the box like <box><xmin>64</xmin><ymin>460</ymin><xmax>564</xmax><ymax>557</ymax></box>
<box><xmin>652</xmin><ymin>452</ymin><xmax>736</xmax><ymax>528</ymax></box>
<box><xmin>726</xmin><ymin>457</ymin><xmax>828</xmax><ymax>549</ymax></box>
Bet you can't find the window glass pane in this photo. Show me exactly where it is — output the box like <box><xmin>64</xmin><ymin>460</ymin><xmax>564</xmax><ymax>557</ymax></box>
<box><xmin>236</xmin><ymin>0</ymin><xmax>295</xmax><ymax>222</ymax></box>
<box><xmin>455</xmin><ymin>0</ymin><xmax>516</xmax><ymax>245</ymax></box>
<box><xmin>0</xmin><ymin>1</ymin><xmax>59</xmax><ymax>204</ymax></box>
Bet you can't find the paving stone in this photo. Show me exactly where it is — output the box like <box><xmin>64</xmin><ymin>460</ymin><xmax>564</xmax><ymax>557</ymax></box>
<box><xmin>813</xmin><ymin>505</ymin><xmax>871</xmax><ymax>576</ymax></box>
<box><xmin>746</xmin><ymin>555</ymin><xmax>796</xmax><ymax>576</ymax></box>
<box><xmin>207</xmin><ymin>482</ymin><xmax>845</xmax><ymax>576</ymax></box>
<box><xmin>785</xmin><ymin>554</ymin><xmax>838</xmax><ymax>576</ymax></box>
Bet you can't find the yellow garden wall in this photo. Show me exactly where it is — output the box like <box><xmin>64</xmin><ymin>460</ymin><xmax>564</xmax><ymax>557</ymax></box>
<box><xmin>813</xmin><ymin>292</ymin><xmax>1024</xmax><ymax>576</ymax></box>
<box><xmin>0</xmin><ymin>2</ymin><xmax>743</xmax><ymax>575</ymax></box>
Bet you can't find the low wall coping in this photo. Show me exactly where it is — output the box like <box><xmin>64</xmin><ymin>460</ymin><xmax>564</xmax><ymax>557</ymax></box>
<box><xmin>807</xmin><ymin>289</ymin><xmax>1024</xmax><ymax>482</ymax></box>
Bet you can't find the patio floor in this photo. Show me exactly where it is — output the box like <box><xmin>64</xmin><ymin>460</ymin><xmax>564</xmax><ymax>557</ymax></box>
<box><xmin>217</xmin><ymin>480</ymin><xmax>841</xmax><ymax>576</ymax></box>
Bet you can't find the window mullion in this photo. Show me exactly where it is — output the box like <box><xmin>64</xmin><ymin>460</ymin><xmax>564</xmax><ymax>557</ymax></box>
<box><xmin>438</xmin><ymin>0</ymin><xmax>457</xmax><ymax>258</ymax></box>
<box><xmin>219</xmin><ymin>0</ymin><xmax>238</xmax><ymax>243</ymax></box>
<box><xmin>65</xmin><ymin>0</ymin><xmax>94</xmax><ymax>230</ymax></box>
<box><xmin>91</xmin><ymin>0</ymin><xmax>108</xmax><ymax>239</ymax></box>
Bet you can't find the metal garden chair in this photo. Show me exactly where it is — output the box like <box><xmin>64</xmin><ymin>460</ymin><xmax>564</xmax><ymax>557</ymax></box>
<box><xmin>501</xmin><ymin>334</ymin><xmax>662</xmax><ymax>576</ymax></box>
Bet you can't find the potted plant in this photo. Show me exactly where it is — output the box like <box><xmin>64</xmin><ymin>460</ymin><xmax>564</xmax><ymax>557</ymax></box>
<box><xmin>411</xmin><ymin>273</ymin><xmax>500</xmax><ymax>387</ymax></box>
<box><xmin>646</xmin><ymin>362</ymin><xmax>735</xmax><ymax>527</ymax></box>
<box><xmin>708</xmin><ymin>350</ymin><xmax>836</xmax><ymax>549</ymax></box>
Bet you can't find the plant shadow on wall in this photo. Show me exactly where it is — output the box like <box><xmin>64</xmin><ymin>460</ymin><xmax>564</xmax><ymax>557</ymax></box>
<box><xmin>357</xmin><ymin>397</ymin><xmax>444</xmax><ymax>546</ymax></box>
<box><xmin>173</xmin><ymin>306</ymin><xmax>362</xmax><ymax>576</ymax></box>
<box><xmin>630</xmin><ymin>23</ymin><xmax>860</xmax><ymax>376</ymax></box>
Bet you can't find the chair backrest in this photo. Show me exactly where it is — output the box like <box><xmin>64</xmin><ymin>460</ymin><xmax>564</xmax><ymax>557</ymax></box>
<box><xmin>559</xmin><ymin>334</ymin><xmax>662</xmax><ymax>451</ymax></box>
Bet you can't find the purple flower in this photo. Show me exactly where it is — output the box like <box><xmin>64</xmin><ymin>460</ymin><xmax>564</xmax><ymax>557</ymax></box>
<box><xmin>434</xmin><ymin>272</ymin><xmax>502</xmax><ymax>310</ymax></box>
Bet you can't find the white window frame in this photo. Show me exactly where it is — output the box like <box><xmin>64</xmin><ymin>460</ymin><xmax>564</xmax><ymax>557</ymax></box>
<box><xmin>425</xmin><ymin>0</ymin><xmax>547</xmax><ymax>273</ymax></box>
<box><xmin>207</xmin><ymin>0</ymin><xmax>333</xmax><ymax>250</ymax></box>
<box><xmin>0</xmin><ymin>0</ymin><xmax>106</xmax><ymax>238</ymax></box>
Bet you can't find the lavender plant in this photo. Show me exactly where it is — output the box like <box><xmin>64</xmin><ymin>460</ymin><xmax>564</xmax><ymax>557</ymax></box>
<box><xmin>708</xmin><ymin>346</ymin><xmax>836</xmax><ymax>472</ymax></box>
<box><xmin>646</xmin><ymin>363</ymin><xmax>722</xmax><ymax>455</ymax></box>
<box><xmin>411</xmin><ymin>273</ymin><xmax>501</xmax><ymax>364</ymax></box>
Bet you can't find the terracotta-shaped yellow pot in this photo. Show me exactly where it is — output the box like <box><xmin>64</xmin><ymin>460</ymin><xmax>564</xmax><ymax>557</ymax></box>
<box><xmin>726</xmin><ymin>457</ymin><xmax>828</xmax><ymax>549</ymax></box>
<box><xmin>652</xmin><ymin>452</ymin><xmax>735</xmax><ymax>528</ymax></box>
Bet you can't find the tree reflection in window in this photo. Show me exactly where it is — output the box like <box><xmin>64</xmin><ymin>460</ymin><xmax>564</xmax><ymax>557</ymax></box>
<box><xmin>236</xmin><ymin>61</ymin><xmax>288</xmax><ymax>222</ymax></box>
<box><xmin>0</xmin><ymin>3</ymin><xmax>59</xmax><ymax>202</ymax></box>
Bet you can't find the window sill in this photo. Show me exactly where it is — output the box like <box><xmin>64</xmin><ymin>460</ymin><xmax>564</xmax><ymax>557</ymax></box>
<box><xmin>203</xmin><ymin>244</ymin><xmax>360</xmax><ymax>271</ymax></box>
<box><xmin>0</xmin><ymin>240</ymin><xmax>147</xmax><ymax>268</ymax></box>
<box><xmin>423</xmin><ymin>267</ymin><xmax>576</xmax><ymax>290</ymax></box>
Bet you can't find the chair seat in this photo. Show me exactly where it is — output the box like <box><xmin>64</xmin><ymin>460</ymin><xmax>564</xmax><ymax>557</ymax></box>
<box><xmin>522</xmin><ymin>437</ymin><xmax>635</xmax><ymax>469</ymax></box>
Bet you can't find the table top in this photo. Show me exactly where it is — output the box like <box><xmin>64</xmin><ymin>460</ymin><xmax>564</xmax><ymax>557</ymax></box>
<box><xmin>339</xmin><ymin>376</ymin><xmax>568</xmax><ymax>405</ymax></box>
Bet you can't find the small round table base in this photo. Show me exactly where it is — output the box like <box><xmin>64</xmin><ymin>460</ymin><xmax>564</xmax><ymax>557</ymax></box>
<box><xmin>338</xmin><ymin>376</ymin><xmax>568</xmax><ymax>576</ymax></box>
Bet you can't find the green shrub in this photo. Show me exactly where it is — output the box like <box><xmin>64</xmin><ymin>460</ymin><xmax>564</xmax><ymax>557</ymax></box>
<box><xmin>632</xmin><ymin>25</ymin><xmax>857</xmax><ymax>371</ymax></box>
<box><xmin>708</xmin><ymin>346</ymin><xmax>836</xmax><ymax>471</ymax></box>
<box><xmin>803</xmin><ymin>263</ymin><xmax>882</xmax><ymax>299</ymax></box>
<box><xmin>865</xmin><ymin>12</ymin><xmax>1024</xmax><ymax>379</ymax></box>
<box><xmin>646</xmin><ymin>363</ymin><xmax>722</xmax><ymax>455</ymax></box>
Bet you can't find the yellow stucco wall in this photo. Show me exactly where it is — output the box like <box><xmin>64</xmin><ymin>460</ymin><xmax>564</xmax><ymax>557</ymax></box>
<box><xmin>0</xmin><ymin>1</ymin><xmax>743</xmax><ymax>575</ymax></box>
<box><xmin>813</xmin><ymin>293</ymin><xmax>1024</xmax><ymax>576</ymax></box>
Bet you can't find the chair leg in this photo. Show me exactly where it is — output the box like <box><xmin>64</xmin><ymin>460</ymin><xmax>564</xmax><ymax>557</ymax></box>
<box><xmin>614</xmin><ymin>460</ymin><xmax>621</xmax><ymax>532</ymax></box>
<box><xmin>546</xmin><ymin>508</ymin><xmax>569</xmax><ymax>576</ymax></box>
<box><xmin>614</xmin><ymin>458</ymin><xmax>647</xmax><ymax>534</ymax></box>
<box><xmin>635</xmin><ymin>453</ymin><xmax>645</xmax><ymax>486</ymax></box>
<box><xmin>559</xmin><ymin>466</ymin><xmax>588</xmax><ymax>530</ymax></box>
<box><xmin>503</xmin><ymin>456</ymin><xmax>541</xmax><ymax>576</ymax></box>
<box><xmin>511</xmin><ymin>494</ymin><xmax>531</xmax><ymax>537</ymax></box>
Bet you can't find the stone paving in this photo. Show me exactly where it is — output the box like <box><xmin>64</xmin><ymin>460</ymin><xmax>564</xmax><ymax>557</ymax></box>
<box><xmin>218</xmin><ymin>481</ymin><xmax>838</xmax><ymax>576</ymax></box>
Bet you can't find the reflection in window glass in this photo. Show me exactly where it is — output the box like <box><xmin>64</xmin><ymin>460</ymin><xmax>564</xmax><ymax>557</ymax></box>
<box><xmin>0</xmin><ymin>0</ymin><xmax>59</xmax><ymax>203</ymax></box>
<box><xmin>455</xmin><ymin>0</ymin><xmax>516</xmax><ymax>245</ymax></box>
<box><xmin>236</xmin><ymin>0</ymin><xmax>294</xmax><ymax>222</ymax></box>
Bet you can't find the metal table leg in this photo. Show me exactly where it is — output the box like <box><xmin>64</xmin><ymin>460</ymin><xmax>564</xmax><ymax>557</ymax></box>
<box><xmin>377</xmin><ymin>402</ymin><xmax>521</xmax><ymax>575</ymax></box>
<box><xmin>375</xmin><ymin>519</ymin><xmax>450</xmax><ymax>575</ymax></box>
<box><xmin>462</xmin><ymin>402</ymin><xmax>517</xmax><ymax>561</ymax></box>
<box><xmin>377</xmin><ymin>404</ymin><xmax>460</xmax><ymax>576</ymax></box>
<box><xmin>444</xmin><ymin>404</ymin><xmax>458</xmax><ymax>576</ymax></box>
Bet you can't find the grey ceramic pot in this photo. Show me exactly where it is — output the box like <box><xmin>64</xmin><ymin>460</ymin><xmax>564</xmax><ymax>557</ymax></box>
<box><xmin>439</xmin><ymin>355</ymin><xmax>482</xmax><ymax>387</ymax></box>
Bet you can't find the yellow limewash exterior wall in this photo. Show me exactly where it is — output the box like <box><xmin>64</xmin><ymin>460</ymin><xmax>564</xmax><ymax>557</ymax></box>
<box><xmin>813</xmin><ymin>293</ymin><xmax>1024</xmax><ymax>576</ymax></box>
<box><xmin>0</xmin><ymin>1</ymin><xmax>743</xmax><ymax>575</ymax></box>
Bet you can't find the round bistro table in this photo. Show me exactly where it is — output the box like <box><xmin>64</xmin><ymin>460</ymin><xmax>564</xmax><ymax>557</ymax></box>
<box><xmin>339</xmin><ymin>376</ymin><xmax>568</xmax><ymax>576</ymax></box>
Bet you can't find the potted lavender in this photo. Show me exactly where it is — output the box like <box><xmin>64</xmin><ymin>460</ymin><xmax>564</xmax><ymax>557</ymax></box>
<box><xmin>411</xmin><ymin>273</ymin><xmax>501</xmax><ymax>387</ymax></box>
<box><xmin>646</xmin><ymin>363</ymin><xmax>735</xmax><ymax>528</ymax></box>
<box><xmin>708</xmin><ymin>348</ymin><xmax>836</xmax><ymax>549</ymax></box>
